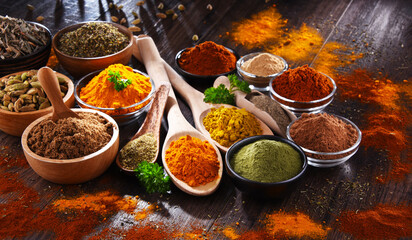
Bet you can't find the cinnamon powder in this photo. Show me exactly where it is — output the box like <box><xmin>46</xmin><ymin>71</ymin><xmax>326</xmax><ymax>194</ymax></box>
<box><xmin>289</xmin><ymin>113</ymin><xmax>358</xmax><ymax>152</ymax></box>
<box><xmin>27</xmin><ymin>112</ymin><xmax>113</xmax><ymax>159</ymax></box>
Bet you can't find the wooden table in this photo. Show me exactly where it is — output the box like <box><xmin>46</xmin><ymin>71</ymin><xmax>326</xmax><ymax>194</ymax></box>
<box><xmin>1</xmin><ymin>0</ymin><xmax>411</xmax><ymax>239</ymax></box>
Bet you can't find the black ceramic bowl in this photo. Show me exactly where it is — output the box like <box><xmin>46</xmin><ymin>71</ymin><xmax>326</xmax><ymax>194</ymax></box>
<box><xmin>175</xmin><ymin>46</ymin><xmax>239</xmax><ymax>81</ymax></box>
<box><xmin>0</xmin><ymin>22</ymin><xmax>52</xmax><ymax>77</ymax></box>
<box><xmin>225</xmin><ymin>135</ymin><xmax>307</xmax><ymax>198</ymax></box>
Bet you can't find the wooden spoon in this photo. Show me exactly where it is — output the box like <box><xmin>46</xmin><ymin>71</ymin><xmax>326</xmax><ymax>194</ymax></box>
<box><xmin>135</xmin><ymin>35</ymin><xmax>223</xmax><ymax>196</ymax></box>
<box><xmin>116</xmin><ymin>82</ymin><xmax>171</xmax><ymax>174</ymax></box>
<box><xmin>163</xmin><ymin>63</ymin><xmax>273</xmax><ymax>153</ymax></box>
<box><xmin>213</xmin><ymin>76</ymin><xmax>297</xmax><ymax>137</ymax></box>
<box><xmin>37</xmin><ymin>67</ymin><xmax>79</xmax><ymax>121</ymax></box>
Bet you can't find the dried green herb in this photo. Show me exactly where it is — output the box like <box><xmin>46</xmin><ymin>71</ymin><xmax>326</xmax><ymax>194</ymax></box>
<box><xmin>58</xmin><ymin>22</ymin><xmax>129</xmax><ymax>58</ymax></box>
<box><xmin>0</xmin><ymin>16</ymin><xmax>49</xmax><ymax>60</ymax></box>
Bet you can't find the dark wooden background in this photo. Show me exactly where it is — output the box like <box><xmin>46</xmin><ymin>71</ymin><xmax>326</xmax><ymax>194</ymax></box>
<box><xmin>1</xmin><ymin>0</ymin><xmax>411</xmax><ymax>239</ymax></box>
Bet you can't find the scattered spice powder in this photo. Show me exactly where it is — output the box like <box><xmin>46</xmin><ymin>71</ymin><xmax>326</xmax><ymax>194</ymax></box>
<box><xmin>338</xmin><ymin>204</ymin><xmax>412</xmax><ymax>239</ymax></box>
<box><xmin>264</xmin><ymin>211</ymin><xmax>330</xmax><ymax>239</ymax></box>
<box><xmin>231</xmin><ymin>7</ymin><xmax>287</xmax><ymax>49</ymax></box>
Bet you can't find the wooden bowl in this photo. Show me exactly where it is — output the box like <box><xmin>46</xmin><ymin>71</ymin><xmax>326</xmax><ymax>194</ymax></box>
<box><xmin>21</xmin><ymin>109</ymin><xmax>119</xmax><ymax>184</ymax></box>
<box><xmin>52</xmin><ymin>21</ymin><xmax>133</xmax><ymax>79</ymax></box>
<box><xmin>0</xmin><ymin>22</ymin><xmax>52</xmax><ymax>77</ymax></box>
<box><xmin>0</xmin><ymin>71</ymin><xmax>75</xmax><ymax>136</ymax></box>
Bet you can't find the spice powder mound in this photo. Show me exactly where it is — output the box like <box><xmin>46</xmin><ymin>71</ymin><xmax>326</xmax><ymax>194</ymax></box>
<box><xmin>27</xmin><ymin>112</ymin><xmax>113</xmax><ymax>159</ymax></box>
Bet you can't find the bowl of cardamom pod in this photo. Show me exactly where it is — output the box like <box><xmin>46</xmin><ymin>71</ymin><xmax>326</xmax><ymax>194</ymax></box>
<box><xmin>0</xmin><ymin>70</ymin><xmax>75</xmax><ymax>136</ymax></box>
<box><xmin>0</xmin><ymin>16</ymin><xmax>52</xmax><ymax>77</ymax></box>
<box><xmin>52</xmin><ymin>21</ymin><xmax>133</xmax><ymax>79</ymax></box>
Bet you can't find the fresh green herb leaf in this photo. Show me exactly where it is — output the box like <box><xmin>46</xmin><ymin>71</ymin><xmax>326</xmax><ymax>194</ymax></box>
<box><xmin>228</xmin><ymin>74</ymin><xmax>251</xmax><ymax>94</ymax></box>
<box><xmin>204</xmin><ymin>84</ymin><xmax>235</xmax><ymax>105</ymax></box>
<box><xmin>108</xmin><ymin>70</ymin><xmax>132</xmax><ymax>91</ymax></box>
<box><xmin>203</xmin><ymin>74</ymin><xmax>250</xmax><ymax>105</ymax></box>
<box><xmin>134</xmin><ymin>161</ymin><xmax>170</xmax><ymax>194</ymax></box>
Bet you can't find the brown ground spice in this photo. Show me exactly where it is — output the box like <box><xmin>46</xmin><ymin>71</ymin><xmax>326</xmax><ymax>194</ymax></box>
<box><xmin>289</xmin><ymin>113</ymin><xmax>358</xmax><ymax>152</ymax></box>
<box><xmin>27</xmin><ymin>112</ymin><xmax>113</xmax><ymax>159</ymax></box>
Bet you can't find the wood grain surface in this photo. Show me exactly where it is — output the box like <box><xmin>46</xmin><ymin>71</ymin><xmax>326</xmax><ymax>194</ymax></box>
<box><xmin>0</xmin><ymin>0</ymin><xmax>410</xmax><ymax>239</ymax></box>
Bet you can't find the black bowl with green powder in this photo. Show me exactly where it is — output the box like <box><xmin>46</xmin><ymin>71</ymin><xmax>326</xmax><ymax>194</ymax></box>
<box><xmin>225</xmin><ymin>135</ymin><xmax>307</xmax><ymax>198</ymax></box>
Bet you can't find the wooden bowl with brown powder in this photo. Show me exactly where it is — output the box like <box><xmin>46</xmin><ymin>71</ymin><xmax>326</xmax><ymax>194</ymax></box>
<box><xmin>21</xmin><ymin>109</ymin><xmax>119</xmax><ymax>184</ymax></box>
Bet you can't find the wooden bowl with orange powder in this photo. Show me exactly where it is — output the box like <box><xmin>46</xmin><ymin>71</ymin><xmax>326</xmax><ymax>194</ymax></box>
<box><xmin>175</xmin><ymin>41</ymin><xmax>239</xmax><ymax>81</ymax></box>
<box><xmin>74</xmin><ymin>64</ymin><xmax>155</xmax><ymax>126</ymax></box>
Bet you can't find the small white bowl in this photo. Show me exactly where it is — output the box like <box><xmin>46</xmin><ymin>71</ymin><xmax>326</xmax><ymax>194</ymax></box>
<box><xmin>237</xmin><ymin>52</ymin><xmax>288</xmax><ymax>91</ymax></box>
<box><xmin>286</xmin><ymin>114</ymin><xmax>361</xmax><ymax>167</ymax></box>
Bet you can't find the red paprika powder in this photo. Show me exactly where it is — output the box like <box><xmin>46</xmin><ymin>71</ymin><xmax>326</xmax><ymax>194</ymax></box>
<box><xmin>178</xmin><ymin>41</ymin><xmax>237</xmax><ymax>75</ymax></box>
<box><xmin>338</xmin><ymin>204</ymin><xmax>412</xmax><ymax>239</ymax></box>
<box><xmin>272</xmin><ymin>65</ymin><xmax>334</xmax><ymax>102</ymax></box>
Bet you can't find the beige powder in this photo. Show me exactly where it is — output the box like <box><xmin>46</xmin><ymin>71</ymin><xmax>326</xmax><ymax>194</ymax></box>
<box><xmin>241</xmin><ymin>53</ymin><xmax>285</xmax><ymax>77</ymax></box>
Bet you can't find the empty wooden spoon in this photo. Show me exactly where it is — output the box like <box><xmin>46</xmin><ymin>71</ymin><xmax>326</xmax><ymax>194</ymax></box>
<box><xmin>116</xmin><ymin>82</ymin><xmax>171</xmax><ymax>174</ymax></box>
<box><xmin>135</xmin><ymin>35</ymin><xmax>223</xmax><ymax>196</ymax></box>
<box><xmin>213</xmin><ymin>76</ymin><xmax>297</xmax><ymax>137</ymax></box>
<box><xmin>163</xmin><ymin>63</ymin><xmax>273</xmax><ymax>153</ymax></box>
<box><xmin>37</xmin><ymin>67</ymin><xmax>79</xmax><ymax>121</ymax></box>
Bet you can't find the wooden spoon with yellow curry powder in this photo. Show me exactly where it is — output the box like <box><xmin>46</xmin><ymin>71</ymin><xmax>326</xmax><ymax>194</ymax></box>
<box><xmin>213</xmin><ymin>76</ymin><xmax>297</xmax><ymax>137</ymax></box>
<box><xmin>135</xmin><ymin>35</ymin><xmax>223</xmax><ymax>196</ymax></box>
<box><xmin>163</xmin><ymin>63</ymin><xmax>273</xmax><ymax>153</ymax></box>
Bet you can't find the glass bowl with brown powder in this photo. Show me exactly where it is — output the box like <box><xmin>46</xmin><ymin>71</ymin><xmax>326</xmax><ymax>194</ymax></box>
<box><xmin>286</xmin><ymin>113</ymin><xmax>362</xmax><ymax>168</ymax></box>
<box><xmin>237</xmin><ymin>52</ymin><xmax>288</xmax><ymax>91</ymax></box>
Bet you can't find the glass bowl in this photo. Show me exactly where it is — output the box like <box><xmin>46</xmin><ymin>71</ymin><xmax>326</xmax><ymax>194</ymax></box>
<box><xmin>74</xmin><ymin>69</ymin><xmax>155</xmax><ymax>126</ymax></box>
<box><xmin>175</xmin><ymin>46</ymin><xmax>239</xmax><ymax>81</ymax></box>
<box><xmin>286</xmin><ymin>114</ymin><xmax>362</xmax><ymax>168</ymax></box>
<box><xmin>269</xmin><ymin>72</ymin><xmax>337</xmax><ymax>115</ymax></box>
<box><xmin>236</xmin><ymin>52</ymin><xmax>288</xmax><ymax>91</ymax></box>
<box><xmin>225</xmin><ymin>135</ymin><xmax>308</xmax><ymax>198</ymax></box>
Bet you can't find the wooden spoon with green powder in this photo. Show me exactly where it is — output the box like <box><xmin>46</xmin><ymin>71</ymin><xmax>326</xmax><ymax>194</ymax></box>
<box><xmin>116</xmin><ymin>82</ymin><xmax>171</xmax><ymax>174</ymax></box>
<box><xmin>134</xmin><ymin>35</ymin><xmax>223</xmax><ymax>196</ymax></box>
<box><xmin>213</xmin><ymin>76</ymin><xmax>296</xmax><ymax>137</ymax></box>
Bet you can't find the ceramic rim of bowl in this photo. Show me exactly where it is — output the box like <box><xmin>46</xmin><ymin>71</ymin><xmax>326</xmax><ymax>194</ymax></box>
<box><xmin>225</xmin><ymin>135</ymin><xmax>308</xmax><ymax>185</ymax></box>
<box><xmin>74</xmin><ymin>69</ymin><xmax>155</xmax><ymax>113</ymax></box>
<box><xmin>286</xmin><ymin>113</ymin><xmax>362</xmax><ymax>156</ymax></box>
<box><xmin>21</xmin><ymin>108</ymin><xmax>119</xmax><ymax>163</ymax></box>
<box><xmin>52</xmin><ymin>21</ymin><xmax>133</xmax><ymax>60</ymax></box>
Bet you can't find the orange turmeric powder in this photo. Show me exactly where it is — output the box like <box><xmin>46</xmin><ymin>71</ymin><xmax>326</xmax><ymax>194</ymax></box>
<box><xmin>79</xmin><ymin>64</ymin><xmax>152</xmax><ymax>115</ymax></box>
<box><xmin>165</xmin><ymin>135</ymin><xmax>220</xmax><ymax>187</ymax></box>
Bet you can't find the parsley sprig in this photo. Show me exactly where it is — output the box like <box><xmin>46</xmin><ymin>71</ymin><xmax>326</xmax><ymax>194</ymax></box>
<box><xmin>108</xmin><ymin>70</ymin><xmax>132</xmax><ymax>91</ymax></box>
<box><xmin>134</xmin><ymin>161</ymin><xmax>171</xmax><ymax>194</ymax></box>
<box><xmin>203</xmin><ymin>74</ymin><xmax>251</xmax><ymax>105</ymax></box>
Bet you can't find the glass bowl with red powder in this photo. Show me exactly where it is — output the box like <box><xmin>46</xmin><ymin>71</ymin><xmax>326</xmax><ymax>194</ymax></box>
<box><xmin>269</xmin><ymin>66</ymin><xmax>337</xmax><ymax>114</ymax></box>
<box><xmin>286</xmin><ymin>113</ymin><xmax>362</xmax><ymax>167</ymax></box>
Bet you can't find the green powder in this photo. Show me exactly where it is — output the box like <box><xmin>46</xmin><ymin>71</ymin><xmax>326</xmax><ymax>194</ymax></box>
<box><xmin>230</xmin><ymin>139</ymin><xmax>302</xmax><ymax>183</ymax></box>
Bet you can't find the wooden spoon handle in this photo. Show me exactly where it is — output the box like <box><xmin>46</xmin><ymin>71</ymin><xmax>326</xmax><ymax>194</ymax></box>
<box><xmin>37</xmin><ymin>67</ymin><xmax>79</xmax><ymax>121</ymax></box>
